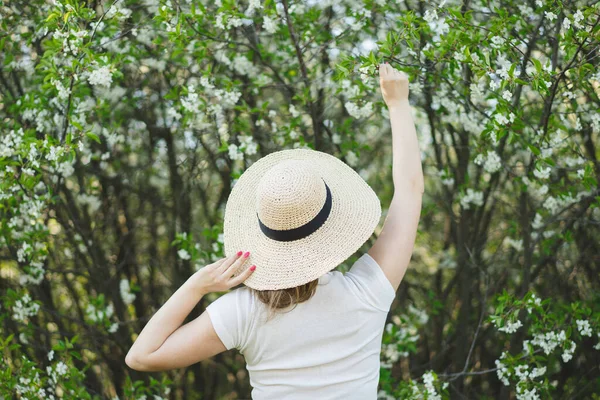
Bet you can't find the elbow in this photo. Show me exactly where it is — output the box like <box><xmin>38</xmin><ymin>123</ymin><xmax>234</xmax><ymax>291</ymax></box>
<box><xmin>413</xmin><ymin>179</ymin><xmax>425</xmax><ymax>194</ymax></box>
<box><xmin>395</xmin><ymin>178</ymin><xmax>424</xmax><ymax>195</ymax></box>
<box><xmin>125</xmin><ymin>352</ymin><xmax>147</xmax><ymax>371</ymax></box>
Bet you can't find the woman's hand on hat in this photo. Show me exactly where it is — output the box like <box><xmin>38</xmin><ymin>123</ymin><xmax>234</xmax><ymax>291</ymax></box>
<box><xmin>379</xmin><ymin>62</ymin><xmax>409</xmax><ymax>108</ymax></box>
<box><xmin>191</xmin><ymin>251</ymin><xmax>256</xmax><ymax>295</ymax></box>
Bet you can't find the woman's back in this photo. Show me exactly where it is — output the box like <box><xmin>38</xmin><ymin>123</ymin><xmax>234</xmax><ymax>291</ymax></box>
<box><xmin>206</xmin><ymin>252</ymin><xmax>396</xmax><ymax>399</ymax></box>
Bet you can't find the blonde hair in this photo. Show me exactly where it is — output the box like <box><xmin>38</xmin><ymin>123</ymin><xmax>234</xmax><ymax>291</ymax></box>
<box><xmin>252</xmin><ymin>278</ymin><xmax>319</xmax><ymax>322</ymax></box>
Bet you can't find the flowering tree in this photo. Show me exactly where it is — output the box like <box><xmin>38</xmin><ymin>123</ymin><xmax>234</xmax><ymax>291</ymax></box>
<box><xmin>1</xmin><ymin>0</ymin><xmax>599</xmax><ymax>399</ymax></box>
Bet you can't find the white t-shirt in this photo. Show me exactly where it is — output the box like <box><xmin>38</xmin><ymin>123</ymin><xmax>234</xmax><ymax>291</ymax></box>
<box><xmin>205</xmin><ymin>253</ymin><xmax>396</xmax><ymax>399</ymax></box>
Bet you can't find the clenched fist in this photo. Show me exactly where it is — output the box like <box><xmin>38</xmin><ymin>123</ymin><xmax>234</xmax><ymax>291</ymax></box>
<box><xmin>379</xmin><ymin>62</ymin><xmax>409</xmax><ymax>108</ymax></box>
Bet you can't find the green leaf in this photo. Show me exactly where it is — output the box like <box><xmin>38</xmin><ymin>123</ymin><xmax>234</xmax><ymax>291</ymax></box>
<box><xmin>528</xmin><ymin>144</ymin><xmax>541</xmax><ymax>156</ymax></box>
<box><xmin>46</xmin><ymin>12</ymin><xmax>60</xmax><ymax>22</ymax></box>
<box><xmin>337</xmin><ymin>64</ymin><xmax>349</xmax><ymax>74</ymax></box>
<box><xmin>369</xmin><ymin>51</ymin><xmax>377</xmax><ymax>65</ymax></box>
<box><xmin>86</xmin><ymin>132</ymin><xmax>101</xmax><ymax>144</ymax></box>
<box><xmin>532</xmin><ymin>58</ymin><xmax>542</xmax><ymax>74</ymax></box>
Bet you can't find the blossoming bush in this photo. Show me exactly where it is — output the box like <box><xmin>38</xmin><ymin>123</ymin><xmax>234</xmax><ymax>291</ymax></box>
<box><xmin>1</xmin><ymin>0</ymin><xmax>599</xmax><ymax>398</ymax></box>
<box><xmin>488</xmin><ymin>291</ymin><xmax>600</xmax><ymax>399</ymax></box>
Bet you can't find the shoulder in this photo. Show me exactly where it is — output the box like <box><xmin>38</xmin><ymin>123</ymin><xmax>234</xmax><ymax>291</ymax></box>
<box><xmin>234</xmin><ymin>286</ymin><xmax>259</xmax><ymax>313</ymax></box>
<box><xmin>341</xmin><ymin>253</ymin><xmax>396</xmax><ymax>312</ymax></box>
<box><xmin>238</xmin><ymin>285</ymin><xmax>256</xmax><ymax>298</ymax></box>
<box><xmin>206</xmin><ymin>287</ymin><xmax>255</xmax><ymax>311</ymax></box>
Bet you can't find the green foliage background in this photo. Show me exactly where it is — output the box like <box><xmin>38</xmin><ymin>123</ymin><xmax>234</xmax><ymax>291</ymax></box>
<box><xmin>1</xmin><ymin>0</ymin><xmax>600</xmax><ymax>399</ymax></box>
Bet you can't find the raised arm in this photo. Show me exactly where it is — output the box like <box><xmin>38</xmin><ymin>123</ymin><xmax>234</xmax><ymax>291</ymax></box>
<box><xmin>367</xmin><ymin>63</ymin><xmax>424</xmax><ymax>292</ymax></box>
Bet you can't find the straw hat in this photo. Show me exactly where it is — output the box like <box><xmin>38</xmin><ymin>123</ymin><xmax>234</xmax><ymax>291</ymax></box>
<box><xmin>223</xmin><ymin>148</ymin><xmax>381</xmax><ymax>291</ymax></box>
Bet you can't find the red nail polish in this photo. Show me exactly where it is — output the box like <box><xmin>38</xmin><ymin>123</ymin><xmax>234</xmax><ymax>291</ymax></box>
<box><xmin>250</xmin><ymin>265</ymin><xmax>256</xmax><ymax>271</ymax></box>
<box><xmin>244</xmin><ymin>251</ymin><xmax>250</xmax><ymax>258</ymax></box>
<box><xmin>237</xmin><ymin>251</ymin><xmax>243</xmax><ymax>256</ymax></box>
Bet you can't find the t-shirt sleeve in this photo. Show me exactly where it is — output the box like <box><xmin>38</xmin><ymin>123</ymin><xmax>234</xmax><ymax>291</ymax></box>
<box><xmin>344</xmin><ymin>253</ymin><xmax>397</xmax><ymax>312</ymax></box>
<box><xmin>205</xmin><ymin>288</ymin><xmax>252</xmax><ymax>352</ymax></box>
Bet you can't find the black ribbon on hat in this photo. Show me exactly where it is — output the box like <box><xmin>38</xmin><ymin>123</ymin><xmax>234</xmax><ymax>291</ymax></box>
<box><xmin>257</xmin><ymin>179</ymin><xmax>332</xmax><ymax>242</ymax></box>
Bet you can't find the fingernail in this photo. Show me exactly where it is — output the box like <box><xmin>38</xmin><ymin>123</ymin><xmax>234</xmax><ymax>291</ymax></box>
<box><xmin>244</xmin><ymin>251</ymin><xmax>250</xmax><ymax>258</ymax></box>
<box><xmin>250</xmin><ymin>265</ymin><xmax>256</xmax><ymax>271</ymax></box>
<box><xmin>237</xmin><ymin>251</ymin><xmax>243</xmax><ymax>256</ymax></box>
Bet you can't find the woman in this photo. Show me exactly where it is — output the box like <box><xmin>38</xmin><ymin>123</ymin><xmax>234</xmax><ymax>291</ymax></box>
<box><xmin>125</xmin><ymin>63</ymin><xmax>424</xmax><ymax>399</ymax></box>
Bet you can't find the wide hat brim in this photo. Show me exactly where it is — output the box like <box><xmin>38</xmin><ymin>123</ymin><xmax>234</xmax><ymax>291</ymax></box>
<box><xmin>223</xmin><ymin>148</ymin><xmax>381</xmax><ymax>291</ymax></box>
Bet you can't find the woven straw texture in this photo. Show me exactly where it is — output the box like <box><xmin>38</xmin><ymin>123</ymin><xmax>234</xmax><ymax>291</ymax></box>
<box><xmin>223</xmin><ymin>148</ymin><xmax>381</xmax><ymax>291</ymax></box>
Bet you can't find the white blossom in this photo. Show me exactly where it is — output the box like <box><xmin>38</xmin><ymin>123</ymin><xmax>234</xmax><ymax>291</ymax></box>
<box><xmin>408</xmin><ymin>305</ymin><xmax>429</xmax><ymax>325</ymax></box>
<box><xmin>262</xmin><ymin>15</ymin><xmax>278</xmax><ymax>34</ymax></box>
<box><xmin>576</xmin><ymin>319</ymin><xmax>592</xmax><ymax>337</ymax></box>
<box><xmin>460</xmin><ymin>188</ymin><xmax>484</xmax><ymax>210</ymax></box>
<box><xmin>289</xmin><ymin>104</ymin><xmax>301</xmax><ymax>118</ymax></box>
<box><xmin>543</xmin><ymin>196</ymin><xmax>559</xmax><ymax>214</ymax></box>
<box><xmin>562</xmin><ymin>340</ymin><xmax>576</xmax><ymax>362</ymax></box>
<box><xmin>483</xmin><ymin>151</ymin><xmax>502</xmax><ymax>173</ymax></box>
<box><xmin>527</xmin><ymin>294</ymin><xmax>542</xmax><ymax>313</ymax></box>
<box><xmin>505</xmin><ymin>237</ymin><xmax>523</xmax><ymax>252</ymax></box>
<box><xmin>531</xmin><ymin>366</ymin><xmax>546</xmax><ymax>379</ymax></box>
<box><xmin>182</xmin><ymin>86</ymin><xmax>201</xmax><ymax>112</ymax></box>
<box><xmin>517</xmin><ymin>387</ymin><xmax>540</xmax><ymax>400</ymax></box>
<box><xmin>474</xmin><ymin>153</ymin><xmax>484</xmax><ymax>166</ymax></box>
<box><xmin>12</xmin><ymin>294</ymin><xmax>40</xmax><ymax>323</ymax></box>
<box><xmin>441</xmin><ymin>177</ymin><xmax>454</xmax><ymax>186</ymax></box>
<box><xmin>120</xmin><ymin>279</ymin><xmax>136</xmax><ymax>305</ymax></box>
<box><xmin>496</xmin><ymin>355</ymin><xmax>511</xmax><ymax>385</ymax></box>
<box><xmin>55</xmin><ymin>361</ymin><xmax>68</xmax><ymax>376</ymax></box>
<box><xmin>232</xmin><ymin>55</ymin><xmax>260</xmax><ymax>77</ymax></box>
<box><xmin>533</xmin><ymin>166</ymin><xmax>551</xmax><ymax>179</ymax></box>
<box><xmin>498</xmin><ymin>319</ymin><xmax>523</xmax><ymax>334</ymax></box>
<box><xmin>332</xmin><ymin>133</ymin><xmax>341</xmax><ymax>145</ymax></box>
<box><xmin>377</xmin><ymin>390</ymin><xmax>395</xmax><ymax>400</ymax></box>
<box><xmin>86</xmin><ymin>302</ymin><xmax>114</xmax><ymax>323</ymax></box>
<box><xmin>565</xmin><ymin>156</ymin><xmax>585</xmax><ymax>167</ymax></box>
<box><xmin>422</xmin><ymin>371</ymin><xmax>441</xmax><ymax>400</ymax></box>
<box><xmin>246</xmin><ymin>0</ymin><xmax>263</xmax><ymax>15</ymax></box>
<box><xmin>88</xmin><ymin>66</ymin><xmax>113</xmax><ymax>87</ymax></box>
<box><xmin>177</xmin><ymin>249</ymin><xmax>191</xmax><ymax>260</ymax></box>
<box><xmin>544</xmin><ymin>11</ymin><xmax>557</xmax><ymax>22</ymax></box>
<box><xmin>345</xmin><ymin>151</ymin><xmax>358</xmax><ymax>166</ymax></box>
<box><xmin>108</xmin><ymin>322</ymin><xmax>119</xmax><ymax>333</ymax></box>
<box><xmin>245</xmin><ymin>142</ymin><xmax>257</xmax><ymax>155</ymax></box>
<box><xmin>531</xmin><ymin>330</ymin><xmax>566</xmax><ymax>355</ymax></box>
<box><xmin>491</xmin><ymin>36</ymin><xmax>505</xmax><ymax>48</ymax></box>
<box><xmin>423</xmin><ymin>9</ymin><xmax>438</xmax><ymax>22</ymax></box>
<box><xmin>495</xmin><ymin>113</ymin><xmax>510</xmax><ymax>125</ymax></box>
<box><xmin>228</xmin><ymin>144</ymin><xmax>244</xmax><ymax>161</ymax></box>
<box><xmin>51</xmin><ymin>79</ymin><xmax>71</xmax><ymax>100</ymax></box>
<box><xmin>573</xmin><ymin>10</ymin><xmax>584</xmax><ymax>29</ymax></box>
<box><xmin>514</xmin><ymin>364</ymin><xmax>529</xmax><ymax>380</ymax></box>
<box><xmin>345</xmin><ymin>101</ymin><xmax>373</xmax><ymax>119</ymax></box>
